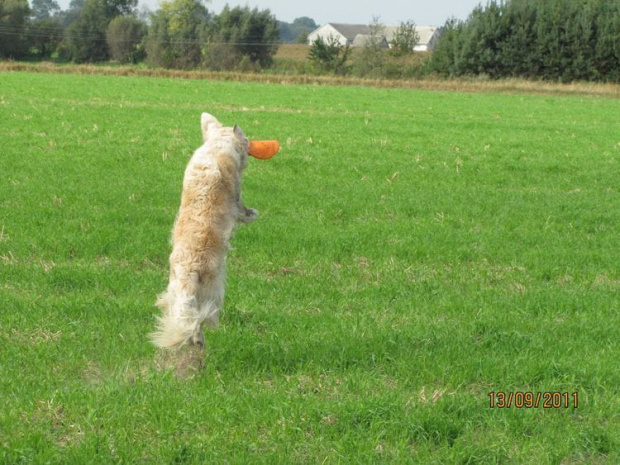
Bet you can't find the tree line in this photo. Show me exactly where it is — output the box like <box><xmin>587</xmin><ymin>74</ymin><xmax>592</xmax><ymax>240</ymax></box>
<box><xmin>0</xmin><ymin>0</ymin><xmax>283</xmax><ymax>69</ymax></box>
<box><xmin>429</xmin><ymin>0</ymin><xmax>620</xmax><ymax>82</ymax></box>
<box><xmin>308</xmin><ymin>0</ymin><xmax>620</xmax><ymax>83</ymax></box>
<box><xmin>3</xmin><ymin>0</ymin><xmax>620</xmax><ymax>82</ymax></box>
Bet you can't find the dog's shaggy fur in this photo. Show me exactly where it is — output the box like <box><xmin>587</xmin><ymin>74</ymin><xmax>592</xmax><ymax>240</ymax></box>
<box><xmin>150</xmin><ymin>112</ymin><xmax>257</xmax><ymax>349</ymax></box>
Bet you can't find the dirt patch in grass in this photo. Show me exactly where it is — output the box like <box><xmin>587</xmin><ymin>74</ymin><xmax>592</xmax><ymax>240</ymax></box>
<box><xmin>154</xmin><ymin>345</ymin><xmax>205</xmax><ymax>379</ymax></box>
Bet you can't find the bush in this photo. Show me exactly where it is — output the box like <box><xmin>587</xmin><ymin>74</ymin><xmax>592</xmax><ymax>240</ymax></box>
<box><xmin>203</xmin><ymin>41</ymin><xmax>242</xmax><ymax>71</ymax></box>
<box><xmin>352</xmin><ymin>17</ymin><xmax>386</xmax><ymax>78</ymax></box>
<box><xmin>308</xmin><ymin>36</ymin><xmax>350</xmax><ymax>75</ymax></box>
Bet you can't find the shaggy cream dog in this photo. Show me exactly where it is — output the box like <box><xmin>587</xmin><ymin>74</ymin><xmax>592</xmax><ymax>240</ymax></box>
<box><xmin>151</xmin><ymin>112</ymin><xmax>257</xmax><ymax>349</ymax></box>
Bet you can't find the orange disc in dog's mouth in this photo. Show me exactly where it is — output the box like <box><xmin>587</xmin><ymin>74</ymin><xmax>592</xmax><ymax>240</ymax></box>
<box><xmin>248</xmin><ymin>140</ymin><xmax>279</xmax><ymax>159</ymax></box>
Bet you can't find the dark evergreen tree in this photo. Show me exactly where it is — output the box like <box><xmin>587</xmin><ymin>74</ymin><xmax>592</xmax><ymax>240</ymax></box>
<box><xmin>594</xmin><ymin>1</ymin><xmax>620</xmax><ymax>81</ymax></box>
<box><xmin>428</xmin><ymin>18</ymin><xmax>463</xmax><ymax>76</ymax></box>
<box><xmin>502</xmin><ymin>0</ymin><xmax>539</xmax><ymax>77</ymax></box>
<box><xmin>430</xmin><ymin>0</ymin><xmax>620</xmax><ymax>82</ymax></box>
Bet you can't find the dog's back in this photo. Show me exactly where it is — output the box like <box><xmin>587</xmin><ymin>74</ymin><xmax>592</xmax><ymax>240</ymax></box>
<box><xmin>151</xmin><ymin>113</ymin><xmax>255</xmax><ymax>349</ymax></box>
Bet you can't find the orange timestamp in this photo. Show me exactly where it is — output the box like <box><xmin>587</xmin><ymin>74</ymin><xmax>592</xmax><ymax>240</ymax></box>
<box><xmin>489</xmin><ymin>391</ymin><xmax>579</xmax><ymax>409</ymax></box>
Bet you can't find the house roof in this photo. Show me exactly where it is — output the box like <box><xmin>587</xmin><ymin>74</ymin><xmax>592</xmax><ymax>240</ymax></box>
<box><xmin>320</xmin><ymin>23</ymin><xmax>439</xmax><ymax>46</ymax></box>
<box><xmin>352</xmin><ymin>34</ymin><xmax>388</xmax><ymax>48</ymax></box>
<box><xmin>412</xmin><ymin>26</ymin><xmax>440</xmax><ymax>45</ymax></box>
<box><xmin>328</xmin><ymin>24</ymin><xmax>372</xmax><ymax>41</ymax></box>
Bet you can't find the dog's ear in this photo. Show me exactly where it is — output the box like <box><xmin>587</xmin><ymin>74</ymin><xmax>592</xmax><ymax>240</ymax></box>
<box><xmin>201</xmin><ymin>113</ymin><xmax>221</xmax><ymax>141</ymax></box>
<box><xmin>233</xmin><ymin>124</ymin><xmax>246</xmax><ymax>141</ymax></box>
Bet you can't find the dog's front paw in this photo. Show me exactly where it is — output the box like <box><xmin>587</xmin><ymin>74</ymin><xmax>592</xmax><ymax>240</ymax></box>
<box><xmin>239</xmin><ymin>207</ymin><xmax>258</xmax><ymax>223</ymax></box>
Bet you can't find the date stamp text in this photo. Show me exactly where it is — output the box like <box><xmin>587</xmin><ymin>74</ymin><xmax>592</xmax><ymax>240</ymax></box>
<box><xmin>489</xmin><ymin>391</ymin><xmax>578</xmax><ymax>409</ymax></box>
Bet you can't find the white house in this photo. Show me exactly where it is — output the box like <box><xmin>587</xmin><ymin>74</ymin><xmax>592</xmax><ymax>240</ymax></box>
<box><xmin>307</xmin><ymin>23</ymin><xmax>441</xmax><ymax>52</ymax></box>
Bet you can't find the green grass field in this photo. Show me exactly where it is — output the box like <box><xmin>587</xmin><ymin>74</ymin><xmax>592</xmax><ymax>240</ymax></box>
<box><xmin>1</xmin><ymin>71</ymin><xmax>619</xmax><ymax>463</ymax></box>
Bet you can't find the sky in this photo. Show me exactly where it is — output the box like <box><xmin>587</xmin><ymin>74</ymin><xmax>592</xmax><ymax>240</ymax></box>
<box><xmin>55</xmin><ymin>0</ymin><xmax>484</xmax><ymax>27</ymax></box>
<box><xmin>189</xmin><ymin>0</ymin><xmax>485</xmax><ymax>26</ymax></box>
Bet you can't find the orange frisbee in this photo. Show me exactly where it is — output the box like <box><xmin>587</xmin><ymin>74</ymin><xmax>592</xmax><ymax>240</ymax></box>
<box><xmin>248</xmin><ymin>140</ymin><xmax>279</xmax><ymax>159</ymax></box>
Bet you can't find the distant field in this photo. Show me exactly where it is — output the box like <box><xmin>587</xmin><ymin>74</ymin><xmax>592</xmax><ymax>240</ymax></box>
<box><xmin>1</xmin><ymin>71</ymin><xmax>619</xmax><ymax>462</ymax></box>
<box><xmin>3</xmin><ymin>61</ymin><xmax>620</xmax><ymax>98</ymax></box>
<box><xmin>274</xmin><ymin>43</ymin><xmax>427</xmax><ymax>62</ymax></box>
<box><xmin>275</xmin><ymin>43</ymin><xmax>310</xmax><ymax>61</ymax></box>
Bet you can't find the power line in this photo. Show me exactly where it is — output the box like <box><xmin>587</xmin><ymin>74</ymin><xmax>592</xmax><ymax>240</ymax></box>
<box><xmin>0</xmin><ymin>24</ymin><xmax>280</xmax><ymax>47</ymax></box>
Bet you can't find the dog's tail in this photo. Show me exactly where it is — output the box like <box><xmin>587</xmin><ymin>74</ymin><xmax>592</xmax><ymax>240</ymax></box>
<box><xmin>150</xmin><ymin>293</ymin><xmax>194</xmax><ymax>349</ymax></box>
<box><xmin>150</xmin><ymin>315</ymin><xmax>192</xmax><ymax>349</ymax></box>
<box><xmin>150</xmin><ymin>293</ymin><xmax>219</xmax><ymax>349</ymax></box>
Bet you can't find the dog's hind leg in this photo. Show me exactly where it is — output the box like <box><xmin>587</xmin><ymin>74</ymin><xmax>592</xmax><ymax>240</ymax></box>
<box><xmin>191</xmin><ymin>322</ymin><xmax>205</xmax><ymax>347</ymax></box>
<box><xmin>183</xmin><ymin>298</ymin><xmax>219</xmax><ymax>348</ymax></box>
<box><xmin>237</xmin><ymin>206</ymin><xmax>258</xmax><ymax>223</ymax></box>
<box><xmin>202</xmin><ymin>300</ymin><xmax>221</xmax><ymax>329</ymax></box>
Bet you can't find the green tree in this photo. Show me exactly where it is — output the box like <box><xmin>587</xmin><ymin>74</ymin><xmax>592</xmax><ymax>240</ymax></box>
<box><xmin>27</xmin><ymin>17</ymin><xmax>64</xmax><ymax>58</ymax></box>
<box><xmin>30</xmin><ymin>0</ymin><xmax>59</xmax><ymax>20</ymax></box>
<box><xmin>294</xmin><ymin>17</ymin><xmax>317</xmax><ymax>43</ymax></box>
<box><xmin>292</xmin><ymin>17</ymin><xmax>316</xmax><ymax>31</ymax></box>
<box><xmin>501</xmin><ymin>0</ymin><xmax>538</xmax><ymax>77</ymax></box>
<box><xmin>308</xmin><ymin>35</ymin><xmax>350</xmax><ymax>75</ymax></box>
<box><xmin>279</xmin><ymin>16</ymin><xmax>317</xmax><ymax>43</ymax></box>
<box><xmin>354</xmin><ymin>17</ymin><xmax>386</xmax><ymax>77</ymax></box>
<box><xmin>428</xmin><ymin>18</ymin><xmax>463</xmax><ymax>76</ymax></box>
<box><xmin>476</xmin><ymin>1</ymin><xmax>509</xmax><ymax>77</ymax></box>
<box><xmin>0</xmin><ymin>0</ymin><xmax>30</xmax><ymax>58</ymax></box>
<box><xmin>54</xmin><ymin>0</ymin><xmax>84</xmax><ymax>29</ymax></box>
<box><xmin>429</xmin><ymin>0</ymin><xmax>620</xmax><ymax>82</ymax></box>
<box><xmin>144</xmin><ymin>0</ymin><xmax>209</xmax><ymax>69</ymax></box>
<box><xmin>106</xmin><ymin>14</ymin><xmax>146</xmax><ymax>63</ymax></box>
<box><xmin>27</xmin><ymin>0</ymin><xmax>63</xmax><ymax>59</ymax></box>
<box><xmin>594</xmin><ymin>1</ymin><xmax>620</xmax><ymax>81</ymax></box>
<box><xmin>65</xmin><ymin>0</ymin><xmax>137</xmax><ymax>62</ymax></box>
<box><xmin>206</xmin><ymin>5</ymin><xmax>279</xmax><ymax>69</ymax></box>
<box><xmin>534</xmin><ymin>0</ymin><xmax>569</xmax><ymax>80</ymax></box>
<box><xmin>390</xmin><ymin>20</ymin><xmax>419</xmax><ymax>54</ymax></box>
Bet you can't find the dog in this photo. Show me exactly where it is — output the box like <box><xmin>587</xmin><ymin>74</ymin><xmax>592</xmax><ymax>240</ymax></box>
<box><xmin>150</xmin><ymin>112</ymin><xmax>257</xmax><ymax>349</ymax></box>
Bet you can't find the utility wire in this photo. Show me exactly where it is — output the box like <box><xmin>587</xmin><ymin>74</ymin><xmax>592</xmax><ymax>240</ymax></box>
<box><xmin>0</xmin><ymin>24</ymin><xmax>280</xmax><ymax>47</ymax></box>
